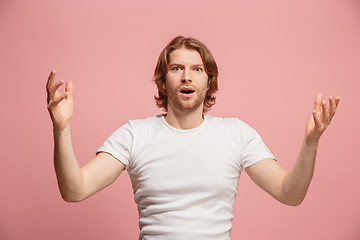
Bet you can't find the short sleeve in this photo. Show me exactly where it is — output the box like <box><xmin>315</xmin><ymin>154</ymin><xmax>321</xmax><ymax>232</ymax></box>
<box><xmin>96</xmin><ymin>122</ymin><xmax>133</xmax><ymax>167</ymax></box>
<box><xmin>236</xmin><ymin>120</ymin><xmax>276</xmax><ymax>170</ymax></box>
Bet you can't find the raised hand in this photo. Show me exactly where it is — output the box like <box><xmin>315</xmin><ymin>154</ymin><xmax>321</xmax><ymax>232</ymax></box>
<box><xmin>46</xmin><ymin>70</ymin><xmax>74</xmax><ymax>131</ymax></box>
<box><xmin>305</xmin><ymin>93</ymin><xmax>340</xmax><ymax>145</ymax></box>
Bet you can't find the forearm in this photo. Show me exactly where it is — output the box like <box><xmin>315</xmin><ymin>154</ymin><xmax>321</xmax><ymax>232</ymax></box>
<box><xmin>281</xmin><ymin>139</ymin><xmax>318</xmax><ymax>206</ymax></box>
<box><xmin>246</xmin><ymin>94</ymin><xmax>339</xmax><ymax>206</ymax></box>
<box><xmin>53</xmin><ymin>125</ymin><xmax>85</xmax><ymax>202</ymax></box>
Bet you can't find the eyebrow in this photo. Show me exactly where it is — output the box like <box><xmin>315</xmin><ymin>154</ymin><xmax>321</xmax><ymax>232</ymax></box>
<box><xmin>168</xmin><ymin>63</ymin><xmax>204</xmax><ymax>68</ymax></box>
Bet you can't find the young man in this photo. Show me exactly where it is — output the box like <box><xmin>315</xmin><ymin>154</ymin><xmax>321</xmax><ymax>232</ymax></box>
<box><xmin>46</xmin><ymin>36</ymin><xmax>340</xmax><ymax>239</ymax></box>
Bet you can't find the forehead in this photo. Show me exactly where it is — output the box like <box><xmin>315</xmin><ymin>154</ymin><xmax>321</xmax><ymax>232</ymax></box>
<box><xmin>168</xmin><ymin>48</ymin><xmax>203</xmax><ymax>65</ymax></box>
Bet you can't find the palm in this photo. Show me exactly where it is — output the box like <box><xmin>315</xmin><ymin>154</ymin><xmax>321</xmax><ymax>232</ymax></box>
<box><xmin>52</xmin><ymin>89</ymin><xmax>73</xmax><ymax>126</ymax></box>
<box><xmin>305</xmin><ymin>94</ymin><xmax>340</xmax><ymax>145</ymax></box>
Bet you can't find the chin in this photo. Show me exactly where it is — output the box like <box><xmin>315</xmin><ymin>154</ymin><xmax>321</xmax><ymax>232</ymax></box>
<box><xmin>176</xmin><ymin>102</ymin><xmax>204</xmax><ymax>113</ymax></box>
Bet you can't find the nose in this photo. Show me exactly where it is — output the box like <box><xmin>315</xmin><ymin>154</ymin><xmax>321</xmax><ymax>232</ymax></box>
<box><xmin>181</xmin><ymin>68</ymin><xmax>192</xmax><ymax>83</ymax></box>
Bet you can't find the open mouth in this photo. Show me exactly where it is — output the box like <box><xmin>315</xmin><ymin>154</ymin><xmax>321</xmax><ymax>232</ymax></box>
<box><xmin>180</xmin><ymin>87</ymin><xmax>195</xmax><ymax>95</ymax></box>
<box><xmin>180</xmin><ymin>89</ymin><xmax>195</xmax><ymax>94</ymax></box>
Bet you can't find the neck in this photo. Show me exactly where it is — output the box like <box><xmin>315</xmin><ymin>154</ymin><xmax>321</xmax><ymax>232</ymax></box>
<box><xmin>164</xmin><ymin>106</ymin><xmax>205</xmax><ymax>130</ymax></box>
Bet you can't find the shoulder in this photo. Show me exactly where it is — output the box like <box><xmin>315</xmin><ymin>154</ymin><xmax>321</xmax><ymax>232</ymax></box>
<box><xmin>127</xmin><ymin>115</ymin><xmax>162</xmax><ymax>127</ymax></box>
<box><xmin>109</xmin><ymin>115</ymin><xmax>161</xmax><ymax>136</ymax></box>
<box><xmin>205</xmin><ymin>114</ymin><xmax>251</xmax><ymax>129</ymax></box>
<box><xmin>113</xmin><ymin>115</ymin><xmax>162</xmax><ymax>130</ymax></box>
<box><xmin>205</xmin><ymin>115</ymin><xmax>261</xmax><ymax>140</ymax></box>
<box><xmin>124</xmin><ymin>115</ymin><xmax>164</xmax><ymax>140</ymax></box>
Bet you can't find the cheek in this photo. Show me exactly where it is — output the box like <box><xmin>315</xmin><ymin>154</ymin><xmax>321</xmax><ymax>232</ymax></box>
<box><xmin>163</xmin><ymin>74</ymin><xmax>172</xmax><ymax>90</ymax></box>
<box><xmin>164</xmin><ymin>73</ymin><xmax>176</xmax><ymax>87</ymax></box>
<box><xmin>163</xmin><ymin>80</ymin><xmax>177</xmax><ymax>93</ymax></box>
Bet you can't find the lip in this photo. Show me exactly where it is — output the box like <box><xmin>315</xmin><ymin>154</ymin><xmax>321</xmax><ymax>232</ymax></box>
<box><xmin>180</xmin><ymin>86</ymin><xmax>195</xmax><ymax>92</ymax></box>
<box><xmin>179</xmin><ymin>86</ymin><xmax>196</xmax><ymax>97</ymax></box>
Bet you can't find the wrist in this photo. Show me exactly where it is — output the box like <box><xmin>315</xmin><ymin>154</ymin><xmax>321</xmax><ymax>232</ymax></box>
<box><xmin>304</xmin><ymin>136</ymin><xmax>320</xmax><ymax>148</ymax></box>
<box><xmin>53</xmin><ymin>123</ymin><xmax>71</xmax><ymax>135</ymax></box>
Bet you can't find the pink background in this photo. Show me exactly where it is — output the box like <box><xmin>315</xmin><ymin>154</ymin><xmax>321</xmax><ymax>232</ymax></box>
<box><xmin>1</xmin><ymin>0</ymin><xmax>359</xmax><ymax>239</ymax></box>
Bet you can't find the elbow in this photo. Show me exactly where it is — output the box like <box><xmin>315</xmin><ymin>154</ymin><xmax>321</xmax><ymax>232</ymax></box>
<box><xmin>60</xmin><ymin>191</ymin><xmax>86</xmax><ymax>203</ymax></box>
<box><xmin>279</xmin><ymin>185</ymin><xmax>309</xmax><ymax>206</ymax></box>
<box><xmin>57</xmin><ymin>183</ymin><xmax>88</xmax><ymax>202</ymax></box>
<box><xmin>62</xmin><ymin>196</ymin><xmax>83</xmax><ymax>203</ymax></box>
<box><xmin>283</xmin><ymin>199</ymin><xmax>304</xmax><ymax>207</ymax></box>
<box><xmin>279</xmin><ymin>194</ymin><xmax>306</xmax><ymax>207</ymax></box>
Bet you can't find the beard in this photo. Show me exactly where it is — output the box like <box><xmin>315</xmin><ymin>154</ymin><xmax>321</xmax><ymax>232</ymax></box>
<box><xmin>166</xmin><ymin>85</ymin><xmax>207</xmax><ymax>113</ymax></box>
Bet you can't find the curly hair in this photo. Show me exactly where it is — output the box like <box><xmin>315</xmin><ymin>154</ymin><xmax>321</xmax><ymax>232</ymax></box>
<box><xmin>153</xmin><ymin>36</ymin><xmax>219</xmax><ymax>112</ymax></box>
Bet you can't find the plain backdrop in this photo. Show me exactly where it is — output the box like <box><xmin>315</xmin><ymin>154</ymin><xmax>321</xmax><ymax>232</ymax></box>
<box><xmin>1</xmin><ymin>0</ymin><xmax>359</xmax><ymax>239</ymax></box>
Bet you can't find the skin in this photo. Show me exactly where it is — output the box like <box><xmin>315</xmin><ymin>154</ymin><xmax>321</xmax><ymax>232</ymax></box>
<box><xmin>47</xmin><ymin>71</ymin><xmax>125</xmax><ymax>202</ymax></box>
<box><xmin>162</xmin><ymin>47</ymin><xmax>210</xmax><ymax>129</ymax></box>
<box><xmin>246</xmin><ymin>94</ymin><xmax>340</xmax><ymax>205</ymax></box>
<box><xmin>46</xmin><ymin>48</ymin><xmax>340</xmax><ymax>205</ymax></box>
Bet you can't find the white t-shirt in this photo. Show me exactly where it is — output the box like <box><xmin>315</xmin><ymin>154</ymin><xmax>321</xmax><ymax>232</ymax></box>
<box><xmin>97</xmin><ymin>115</ymin><xmax>275</xmax><ymax>240</ymax></box>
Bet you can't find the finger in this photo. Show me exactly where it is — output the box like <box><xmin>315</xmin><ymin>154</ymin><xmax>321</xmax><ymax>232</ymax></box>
<box><xmin>312</xmin><ymin>108</ymin><xmax>322</xmax><ymax>129</ymax></box>
<box><xmin>49</xmin><ymin>79</ymin><xmax>65</xmax><ymax>96</ymax></box>
<box><xmin>330</xmin><ymin>96</ymin><xmax>340</xmax><ymax>121</ymax></box>
<box><xmin>329</xmin><ymin>96</ymin><xmax>336</xmax><ymax>117</ymax></box>
<box><xmin>47</xmin><ymin>80</ymin><xmax>65</xmax><ymax>104</ymax></box>
<box><xmin>314</xmin><ymin>93</ymin><xmax>323</xmax><ymax>113</ymax></box>
<box><xmin>329</xmin><ymin>95</ymin><xmax>340</xmax><ymax>119</ymax></box>
<box><xmin>65</xmin><ymin>81</ymin><xmax>73</xmax><ymax>97</ymax></box>
<box><xmin>52</xmin><ymin>92</ymin><xmax>68</xmax><ymax>104</ymax></box>
<box><xmin>46</xmin><ymin>70</ymin><xmax>56</xmax><ymax>91</ymax></box>
<box><xmin>46</xmin><ymin>70</ymin><xmax>57</xmax><ymax>103</ymax></box>
<box><xmin>322</xmin><ymin>100</ymin><xmax>330</xmax><ymax>124</ymax></box>
<box><xmin>335</xmin><ymin>96</ymin><xmax>340</xmax><ymax>107</ymax></box>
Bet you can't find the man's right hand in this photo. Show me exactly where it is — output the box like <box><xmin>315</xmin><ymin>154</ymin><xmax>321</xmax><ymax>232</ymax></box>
<box><xmin>46</xmin><ymin>70</ymin><xmax>74</xmax><ymax>131</ymax></box>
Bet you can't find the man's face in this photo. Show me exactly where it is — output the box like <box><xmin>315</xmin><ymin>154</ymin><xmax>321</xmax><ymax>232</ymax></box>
<box><xmin>163</xmin><ymin>47</ymin><xmax>209</xmax><ymax>114</ymax></box>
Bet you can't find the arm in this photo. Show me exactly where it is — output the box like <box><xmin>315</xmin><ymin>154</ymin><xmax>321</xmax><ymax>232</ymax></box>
<box><xmin>46</xmin><ymin>71</ymin><xmax>125</xmax><ymax>202</ymax></box>
<box><xmin>245</xmin><ymin>94</ymin><xmax>340</xmax><ymax>206</ymax></box>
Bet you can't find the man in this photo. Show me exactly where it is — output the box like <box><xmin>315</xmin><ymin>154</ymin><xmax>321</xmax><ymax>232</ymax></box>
<box><xmin>46</xmin><ymin>36</ymin><xmax>340</xmax><ymax>239</ymax></box>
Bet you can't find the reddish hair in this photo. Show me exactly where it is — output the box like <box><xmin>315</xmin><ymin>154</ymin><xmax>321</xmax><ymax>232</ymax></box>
<box><xmin>154</xmin><ymin>36</ymin><xmax>219</xmax><ymax>112</ymax></box>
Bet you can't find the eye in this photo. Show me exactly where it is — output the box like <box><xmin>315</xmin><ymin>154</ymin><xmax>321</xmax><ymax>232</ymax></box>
<box><xmin>194</xmin><ymin>67</ymin><xmax>203</xmax><ymax>72</ymax></box>
<box><xmin>172</xmin><ymin>66</ymin><xmax>181</xmax><ymax>71</ymax></box>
